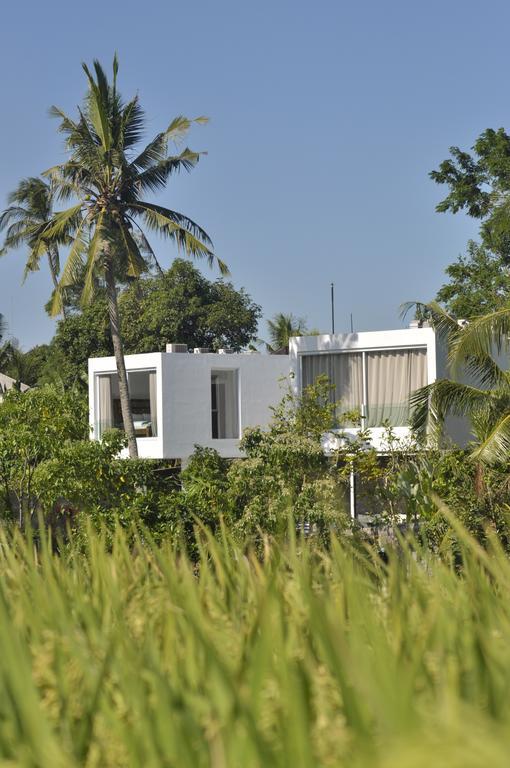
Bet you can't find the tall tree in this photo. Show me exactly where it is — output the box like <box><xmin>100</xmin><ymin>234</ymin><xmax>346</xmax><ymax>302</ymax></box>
<box><xmin>431</xmin><ymin>128</ymin><xmax>510</xmax><ymax>260</ymax></box>
<box><xmin>33</xmin><ymin>57</ymin><xmax>225</xmax><ymax>458</ymax></box>
<box><xmin>266</xmin><ymin>313</ymin><xmax>307</xmax><ymax>354</ymax></box>
<box><xmin>435</xmin><ymin>240</ymin><xmax>510</xmax><ymax>319</ymax></box>
<box><xmin>0</xmin><ymin>178</ymin><xmax>69</xmax><ymax>316</ymax></box>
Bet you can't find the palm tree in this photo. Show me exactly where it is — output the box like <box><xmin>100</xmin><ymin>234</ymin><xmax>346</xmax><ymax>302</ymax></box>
<box><xmin>409</xmin><ymin>301</ymin><xmax>510</xmax><ymax>465</ymax></box>
<box><xmin>32</xmin><ymin>56</ymin><xmax>226</xmax><ymax>458</ymax></box>
<box><xmin>266</xmin><ymin>313</ymin><xmax>307</xmax><ymax>354</ymax></box>
<box><xmin>0</xmin><ymin>177</ymin><xmax>69</xmax><ymax>317</ymax></box>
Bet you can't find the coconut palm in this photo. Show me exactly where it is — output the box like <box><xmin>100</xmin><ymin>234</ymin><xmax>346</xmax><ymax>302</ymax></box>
<box><xmin>266</xmin><ymin>313</ymin><xmax>308</xmax><ymax>354</ymax></box>
<box><xmin>32</xmin><ymin>56</ymin><xmax>226</xmax><ymax>458</ymax></box>
<box><xmin>409</xmin><ymin>301</ymin><xmax>510</xmax><ymax>465</ymax></box>
<box><xmin>0</xmin><ymin>178</ymin><xmax>70</xmax><ymax>317</ymax></box>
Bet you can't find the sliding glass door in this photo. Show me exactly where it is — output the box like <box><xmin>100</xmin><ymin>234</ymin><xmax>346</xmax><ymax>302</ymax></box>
<box><xmin>301</xmin><ymin>347</ymin><xmax>427</xmax><ymax>428</ymax></box>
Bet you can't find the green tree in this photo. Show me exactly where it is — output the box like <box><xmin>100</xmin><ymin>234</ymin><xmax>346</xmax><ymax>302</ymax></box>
<box><xmin>34</xmin><ymin>56</ymin><xmax>225</xmax><ymax>458</ymax></box>
<box><xmin>120</xmin><ymin>259</ymin><xmax>261</xmax><ymax>353</ymax></box>
<box><xmin>0</xmin><ymin>386</ymin><xmax>88</xmax><ymax>524</ymax></box>
<box><xmin>49</xmin><ymin>298</ymin><xmax>112</xmax><ymax>388</ymax></box>
<box><xmin>46</xmin><ymin>261</ymin><xmax>260</xmax><ymax>387</ymax></box>
<box><xmin>435</xmin><ymin>240</ymin><xmax>510</xmax><ymax>319</ymax></box>
<box><xmin>266</xmin><ymin>312</ymin><xmax>307</xmax><ymax>354</ymax></box>
<box><xmin>431</xmin><ymin>127</ymin><xmax>510</xmax><ymax>260</ymax></box>
<box><xmin>0</xmin><ymin>177</ymin><xmax>69</xmax><ymax>316</ymax></box>
<box><xmin>411</xmin><ymin>301</ymin><xmax>510</xmax><ymax>465</ymax></box>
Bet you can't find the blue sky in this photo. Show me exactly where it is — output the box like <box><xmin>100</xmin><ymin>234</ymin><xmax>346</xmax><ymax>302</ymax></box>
<box><xmin>0</xmin><ymin>0</ymin><xmax>504</xmax><ymax>348</ymax></box>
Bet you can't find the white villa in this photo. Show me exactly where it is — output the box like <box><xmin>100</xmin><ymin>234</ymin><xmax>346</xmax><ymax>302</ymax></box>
<box><xmin>88</xmin><ymin>345</ymin><xmax>289</xmax><ymax>461</ymax></box>
<box><xmin>88</xmin><ymin>325</ymin><xmax>470</xmax><ymax>464</ymax></box>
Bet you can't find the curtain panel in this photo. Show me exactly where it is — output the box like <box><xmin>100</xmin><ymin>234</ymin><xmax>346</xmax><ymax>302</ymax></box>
<box><xmin>366</xmin><ymin>349</ymin><xmax>427</xmax><ymax>427</ymax></box>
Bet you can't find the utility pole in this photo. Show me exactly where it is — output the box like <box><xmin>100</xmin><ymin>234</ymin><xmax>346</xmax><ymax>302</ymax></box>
<box><xmin>330</xmin><ymin>282</ymin><xmax>335</xmax><ymax>334</ymax></box>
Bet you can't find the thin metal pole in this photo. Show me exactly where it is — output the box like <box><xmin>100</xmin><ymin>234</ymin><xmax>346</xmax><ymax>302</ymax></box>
<box><xmin>349</xmin><ymin>463</ymin><xmax>356</xmax><ymax>520</ymax></box>
<box><xmin>350</xmin><ymin>312</ymin><xmax>353</xmax><ymax>333</ymax></box>
<box><xmin>331</xmin><ymin>282</ymin><xmax>335</xmax><ymax>334</ymax></box>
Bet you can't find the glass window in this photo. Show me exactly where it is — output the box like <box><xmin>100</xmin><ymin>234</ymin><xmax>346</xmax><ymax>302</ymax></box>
<box><xmin>96</xmin><ymin>370</ymin><xmax>158</xmax><ymax>438</ymax></box>
<box><xmin>301</xmin><ymin>347</ymin><xmax>428</xmax><ymax>428</ymax></box>
<box><xmin>301</xmin><ymin>352</ymin><xmax>363</xmax><ymax>421</ymax></box>
<box><xmin>366</xmin><ymin>349</ymin><xmax>427</xmax><ymax>427</ymax></box>
<box><xmin>211</xmin><ymin>370</ymin><xmax>239</xmax><ymax>439</ymax></box>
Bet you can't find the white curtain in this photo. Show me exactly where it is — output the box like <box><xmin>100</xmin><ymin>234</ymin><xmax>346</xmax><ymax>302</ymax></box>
<box><xmin>213</xmin><ymin>371</ymin><xmax>239</xmax><ymax>438</ymax></box>
<box><xmin>149</xmin><ymin>371</ymin><xmax>158</xmax><ymax>437</ymax></box>
<box><xmin>98</xmin><ymin>375</ymin><xmax>113</xmax><ymax>436</ymax></box>
<box><xmin>301</xmin><ymin>353</ymin><xmax>363</xmax><ymax>411</ymax></box>
<box><xmin>366</xmin><ymin>349</ymin><xmax>427</xmax><ymax>427</ymax></box>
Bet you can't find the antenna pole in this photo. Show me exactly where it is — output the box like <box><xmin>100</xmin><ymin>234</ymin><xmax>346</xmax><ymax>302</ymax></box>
<box><xmin>350</xmin><ymin>312</ymin><xmax>353</xmax><ymax>333</ymax></box>
<box><xmin>331</xmin><ymin>282</ymin><xmax>335</xmax><ymax>334</ymax></box>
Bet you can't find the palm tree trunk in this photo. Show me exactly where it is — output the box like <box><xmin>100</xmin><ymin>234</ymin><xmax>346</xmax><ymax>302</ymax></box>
<box><xmin>104</xmin><ymin>259</ymin><xmax>138</xmax><ymax>459</ymax></box>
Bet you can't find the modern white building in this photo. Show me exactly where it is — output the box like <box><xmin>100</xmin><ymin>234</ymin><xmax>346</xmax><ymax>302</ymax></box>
<box><xmin>289</xmin><ymin>325</ymin><xmax>470</xmax><ymax>451</ymax></box>
<box><xmin>88</xmin><ymin>346</ymin><xmax>290</xmax><ymax>461</ymax></box>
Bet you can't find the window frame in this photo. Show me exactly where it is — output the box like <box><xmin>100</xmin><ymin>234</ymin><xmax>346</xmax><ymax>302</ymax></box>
<box><xmin>210</xmin><ymin>368</ymin><xmax>240</xmax><ymax>440</ymax></box>
<box><xmin>95</xmin><ymin>367</ymin><xmax>159</xmax><ymax>440</ymax></box>
<box><xmin>299</xmin><ymin>345</ymin><xmax>428</xmax><ymax>429</ymax></box>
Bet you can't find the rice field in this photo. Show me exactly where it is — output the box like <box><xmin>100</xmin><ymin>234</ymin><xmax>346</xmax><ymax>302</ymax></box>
<box><xmin>0</xmin><ymin>517</ymin><xmax>509</xmax><ymax>767</ymax></box>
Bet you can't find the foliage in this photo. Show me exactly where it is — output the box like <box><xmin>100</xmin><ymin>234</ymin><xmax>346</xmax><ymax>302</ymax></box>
<box><xmin>435</xmin><ymin>240</ymin><xmax>510</xmax><ymax>319</ymax></box>
<box><xmin>0</xmin><ymin>384</ymin><xmax>182</xmax><ymax>540</ymax></box>
<box><xmin>41</xmin><ymin>260</ymin><xmax>261</xmax><ymax>389</ymax></box>
<box><xmin>407</xmin><ymin>301</ymin><xmax>510</xmax><ymax>464</ymax></box>
<box><xmin>49</xmin><ymin>297</ymin><xmax>112</xmax><ymax>388</ymax></box>
<box><xmin>431</xmin><ymin>126</ymin><xmax>510</xmax><ymax>260</ymax></box>
<box><xmin>169</xmin><ymin>377</ymin><xmax>349</xmax><ymax>544</ymax></box>
<box><xmin>0</xmin><ymin>386</ymin><xmax>88</xmax><ymax>523</ymax></box>
<box><xmin>0</xmin><ymin>177</ymin><xmax>68</xmax><ymax>303</ymax></box>
<box><xmin>119</xmin><ymin>259</ymin><xmax>261</xmax><ymax>353</ymax></box>
<box><xmin>1</xmin><ymin>523</ymin><xmax>510</xmax><ymax>765</ymax></box>
<box><xmin>265</xmin><ymin>312</ymin><xmax>308</xmax><ymax>353</ymax></box>
<box><xmin>27</xmin><ymin>56</ymin><xmax>225</xmax><ymax>457</ymax></box>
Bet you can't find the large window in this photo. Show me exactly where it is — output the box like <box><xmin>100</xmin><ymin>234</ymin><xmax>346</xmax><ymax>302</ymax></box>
<box><xmin>211</xmin><ymin>370</ymin><xmax>239</xmax><ymax>439</ymax></box>
<box><xmin>366</xmin><ymin>349</ymin><xmax>427</xmax><ymax>427</ymax></box>
<box><xmin>96</xmin><ymin>370</ymin><xmax>158</xmax><ymax>438</ymax></box>
<box><xmin>301</xmin><ymin>352</ymin><xmax>363</xmax><ymax>421</ymax></box>
<box><xmin>301</xmin><ymin>347</ymin><xmax>427</xmax><ymax>428</ymax></box>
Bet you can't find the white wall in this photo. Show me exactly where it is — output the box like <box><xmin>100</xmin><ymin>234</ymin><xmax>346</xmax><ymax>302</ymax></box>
<box><xmin>89</xmin><ymin>352</ymin><xmax>290</xmax><ymax>460</ymax></box>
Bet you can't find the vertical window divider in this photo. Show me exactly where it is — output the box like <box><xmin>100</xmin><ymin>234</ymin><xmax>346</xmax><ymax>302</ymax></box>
<box><xmin>361</xmin><ymin>351</ymin><xmax>368</xmax><ymax>429</ymax></box>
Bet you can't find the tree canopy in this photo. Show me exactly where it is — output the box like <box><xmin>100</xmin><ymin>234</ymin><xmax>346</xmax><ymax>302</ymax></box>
<box><xmin>39</xmin><ymin>259</ymin><xmax>260</xmax><ymax>388</ymax></box>
<box><xmin>431</xmin><ymin>128</ymin><xmax>510</xmax><ymax>260</ymax></box>
<box><xmin>435</xmin><ymin>240</ymin><xmax>510</xmax><ymax>319</ymax></box>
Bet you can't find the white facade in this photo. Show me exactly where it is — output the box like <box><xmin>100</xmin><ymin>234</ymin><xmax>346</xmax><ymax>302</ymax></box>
<box><xmin>88</xmin><ymin>350</ymin><xmax>290</xmax><ymax>460</ymax></box>
<box><xmin>289</xmin><ymin>327</ymin><xmax>469</xmax><ymax>451</ymax></box>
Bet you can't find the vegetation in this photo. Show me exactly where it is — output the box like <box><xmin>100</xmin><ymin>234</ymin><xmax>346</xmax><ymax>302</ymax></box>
<box><xmin>409</xmin><ymin>301</ymin><xmax>510</xmax><ymax>465</ymax></box>
<box><xmin>13</xmin><ymin>56</ymin><xmax>225</xmax><ymax>458</ymax></box>
<box><xmin>435</xmin><ymin>240</ymin><xmax>510</xmax><ymax>318</ymax></box>
<box><xmin>0</xmin><ymin>177</ymin><xmax>68</xmax><ymax>313</ymax></box>
<box><xmin>265</xmin><ymin>312</ymin><xmax>308</xmax><ymax>353</ymax></box>
<box><xmin>0</xmin><ymin>519</ymin><xmax>508</xmax><ymax>766</ymax></box>
<box><xmin>432</xmin><ymin>126</ymin><xmax>510</xmax><ymax>259</ymax></box>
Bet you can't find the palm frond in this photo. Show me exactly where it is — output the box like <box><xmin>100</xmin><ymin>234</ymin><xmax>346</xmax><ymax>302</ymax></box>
<box><xmin>40</xmin><ymin>204</ymin><xmax>84</xmax><ymax>241</ymax></box>
<box><xmin>471</xmin><ymin>412</ymin><xmax>510</xmax><ymax>465</ymax></box>
<box><xmin>165</xmin><ymin>115</ymin><xmax>208</xmax><ymax>145</ymax></box>
<box><xmin>449</xmin><ymin>307</ymin><xmax>510</xmax><ymax>370</ymax></box>
<box><xmin>131</xmin><ymin>149</ymin><xmax>201</xmax><ymax>195</ymax></box>
<box><xmin>82</xmin><ymin>62</ymin><xmax>112</xmax><ymax>153</ymax></box>
<box><xmin>132</xmin><ymin>201</ymin><xmax>213</xmax><ymax>247</ymax></box>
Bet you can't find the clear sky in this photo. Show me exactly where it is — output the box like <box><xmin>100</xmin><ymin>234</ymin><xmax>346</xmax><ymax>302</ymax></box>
<box><xmin>0</xmin><ymin>0</ymin><xmax>505</xmax><ymax>349</ymax></box>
